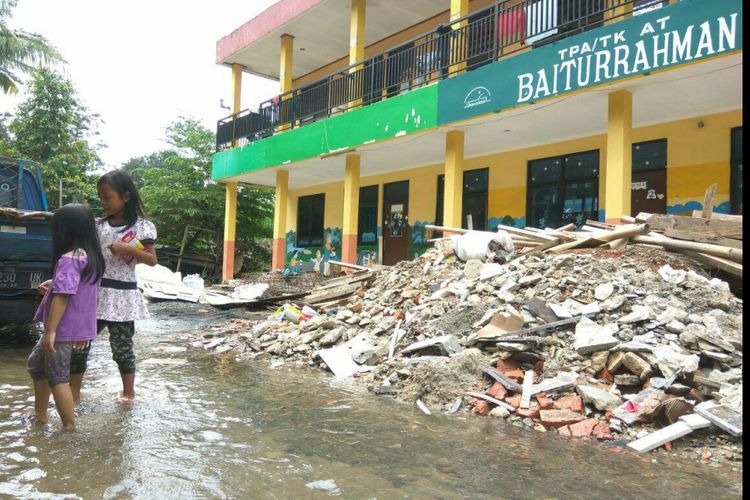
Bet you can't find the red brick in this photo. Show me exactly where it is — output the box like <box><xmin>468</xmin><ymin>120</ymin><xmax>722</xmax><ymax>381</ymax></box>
<box><xmin>534</xmin><ymin>360</ymin><xmax>545</xmax><ymax>374</ymax></box>
<box><xmin>496</xmin><ymin>358</ymin><xmax>520</xmax><ymax>374</ymax></box>
<box><xmin>487</xmin><ymin>382</ymin><xmax>507</xmax><ymax>401</ymax></box>
<box><xmin>356</xmin><ymin>289</ymin><xmax>365</xmax><ymax>298</ymax></box>
<box><xmin>597</xmin><ymin>367</ymin><xmax>614</xmax><ymax>383</ymax></box>
<box><xmin>663</xmin><ymin>442</ymin><xmax>673</xmax><ymax>452</ymax></box>
<box><xmin>603</xmin><ymin>411</ymin><xmax>614</xmax><ymax>421</ymax></box>
<box><xmin>470</xmin><ymin>399</ymin><xmax>491</xmax><ymax>416</ymax></box>
<box><xmin>394</xmin><ymin>310</ymin><xmax>405</xmax><ymax>320</ymax></box>
<box><xmin>517</xmin><ymin>405</ymin><xmax>540</xmax><ymax>419</ymax></box>
<box><xmin>535</xmin><ymin>392</ymin><xmax>554</xmax><ymax>409</ymax></box>
<box><xmin>558</xmin><ymin>425</ymin><xmax>572</xmax><ymax>437</ymax></box>
<box><xmin>568</xmin><ymin>418</ymin><xmax>598</xmax><ymax>437</ymax></box>
<box><xmin>505</xmin><ymin>394</ymin><xmax>522</xmax><ymax>409</ymax></box>
<box><xmin>504</xmin><ymin>369</ymin><xmax>525</xmax><ymax>382</ymax></box>
<box><xmin>539</xmin><ymin>409</ymin><xmax>586</xmax><ymax>428</ymax></box>
<box><xmin>554</xmin><ymin>395</ymin><xmax>584</xmax><ymax>414</ymax></box>
<box><xmin>351</xmin><ymin>302</ymin><xmax>363</xmax><ymax>313</ymax></box>
<box><xmin>592</xmin><ymin>422</ymin><xmax>614</xmax><ymax>440</ymax></box>
<box><xmin>686</xmin><ymin>388</ymin><xmax>705</xmax><ymax>402</ymax></box>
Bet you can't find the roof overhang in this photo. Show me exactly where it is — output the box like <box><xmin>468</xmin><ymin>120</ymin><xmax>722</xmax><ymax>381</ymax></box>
<box><xmin>216</xmin><ymin>0</ymin><xmax>450</xmax><ymax>80</ymax></box>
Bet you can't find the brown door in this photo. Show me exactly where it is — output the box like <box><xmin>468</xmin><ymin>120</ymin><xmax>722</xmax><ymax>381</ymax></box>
<box><xmin>631</xmin><ymin>169</ymin><xmax>667</xmax><ymax>216</ymax></box>
<box><xmin>382</xmin><ymin>181</ymin><xmax>410</xmax><ymax>265</ymax></box>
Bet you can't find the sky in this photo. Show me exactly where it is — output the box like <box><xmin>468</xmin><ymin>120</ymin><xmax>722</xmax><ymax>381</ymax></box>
<box><xmin>0</xmin><ymin>0</ymin><xmax>280</xmax><ymax>169</ymax></box>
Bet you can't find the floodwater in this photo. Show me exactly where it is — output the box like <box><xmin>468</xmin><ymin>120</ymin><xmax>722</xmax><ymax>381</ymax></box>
<box><xmin>0</xmin><ymin>304</ymin><xmax>742</xmax><ymax>499</ymax></box>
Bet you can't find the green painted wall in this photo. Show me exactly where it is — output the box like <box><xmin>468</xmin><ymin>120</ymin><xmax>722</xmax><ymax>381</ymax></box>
<box><xmin>438</xmin><ymin>0</ymin><xmax>742</xmax><ymax>124</ymax></box>
<box><xmin>212</xmin><ymin>85</ymin><xmax>439</xmax><ymax>181</ymax></box>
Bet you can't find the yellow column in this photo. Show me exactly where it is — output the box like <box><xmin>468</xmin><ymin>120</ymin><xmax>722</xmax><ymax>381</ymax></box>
<box><xmin>279</xmin><ymin>34</ymin><xmax>294</xmax><ymax>130</ymax></box>
<box><xmin>444</xmin><ymin>130</ymin><xmax>465</xmax><ymax>229</ymax></box>
<box><xmin>604</xmin><ymin>90</ymin><xmax>632</xmax><ymax>224</ymax></box>
<box><xmin>222</xmin><ymin>182</ymin><xmax>238</xmax><ymax>280</ymax></box>
<box><xmin>449</xmin><ymin>0</ymin><xmax>469</xmax><ymax>76</ymax></box>
<box><xmin>605</xmin><ymin>0</ymin><xmax>633</xmax><ymax>25</ymax></box>
<box><xmin>272</xmin><ymin>170</ymin><xmax>289</xmax><ymax>270</ymax></box>
<box><xmin>342</xmin><ymin>155</ymin><xmax>361</xmax><ymax>264</ymax></box>
<box><xmin>348</xmin><ymin>0</ymin><xmax>366</xmax><ymax>110</ymax></box>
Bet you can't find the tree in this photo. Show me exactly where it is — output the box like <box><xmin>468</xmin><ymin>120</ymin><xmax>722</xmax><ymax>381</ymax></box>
<box><xmin>136</xmin><ymin>118</ymin><xmax>274</xmax><ymax>272</ymax></box>
<box><xmin>8</xmin><ymin>67</ymin><xmax>103</xmax><ymax>207</ymax></box>
<box><xmin>0</xmin><ymin>0</ymin><xmax>62</xmax><ymax>94</ymax></box>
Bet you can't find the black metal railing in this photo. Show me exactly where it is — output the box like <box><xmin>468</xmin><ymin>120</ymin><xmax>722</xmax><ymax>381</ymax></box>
<box><xmin>217</xmin><ymin>0</ymin><xmax>647</xmax><ymax>150</ymax></box>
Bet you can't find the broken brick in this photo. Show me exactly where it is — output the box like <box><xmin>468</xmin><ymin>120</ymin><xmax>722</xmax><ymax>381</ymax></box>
<box><xmin>568</xmin><ymin>418</ymin><xmax>598</xmax><ymax>437</ymax></box>
<box><xmin>517</xmin><ymin>405</ymin><xmax>540</xmax><ymax>419</ymax></box>
<box><xmin>539</xmin><ymin>409</ymin><xmax>586</xmax><ymax>428</ymax></box>
<box><xmin>535</xmin><ymin>392</ymin><xmax>554</xmax><ymax>410</ymax></box>
<box><xmin>558</xmin><ymin>426</ymin><xmax>572</xmax><ymax>437</ymax></box>
<box><xmin>592</xmin><ymin>422</ymin><xmax>614</xmax><ymax>440</ymax></box>
<box><xmin>496</xmin><ymin>358</ymin><xmax>520</xmax><ymax>374</ymax></box>
<box><xmin>470</xmin><ymin>399</ymin><xmax>491</xmax><ymax>416</ymax></box>
<box><xmin>554</xmin><ymin>395</ymin><xmax>584</xmax><ymax>414</ymax></box>
<box><xmin>394</xmin><ymin>310</ymin><xmax>405</xmax><ymax>320</ymax></box>
<box><xmin>664</xmin><ymin>442</ymin><xmax>673</xmax><ymax>452</ymax></box>
<box><xmin>351</xmin><ymin>302</ymin><xmax>363</xmax><ymax>313</ymax></box>
<box><xmin>504</xmin><ymin>369</ymin><xmax>525</xmax><ymax>382</ymax></box>
<box><xmin>487</xmin><ymin>382</ymin><xmax>507</xmax><ymax>401</ymax></box>
<box><xmin>597</xmin><ymin>366</ymin><xmax>614</xmax><ymax>383</ymax></box>
<box><xmin>686</xmin><ymin>388</ymin><xmax>705</xmax><ymax>402</ymax></box>
<box><xmin>505</xmin><ymin>394</ymin><xmax>522</xmax><ymax>409</ymax></box>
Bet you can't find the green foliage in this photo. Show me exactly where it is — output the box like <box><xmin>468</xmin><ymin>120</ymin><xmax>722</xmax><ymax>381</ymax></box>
<box><xmin>0</xmin><ymin>0</ymin><xmax>63</xmax><ymax>94</ymax></box>
<box><xmin>135</xmin><ymin>118</ymin><xmax>273</xmax><ymax>271</ymax></box>
<box><xmin>5</xmin><ymin>67</ymin><xmax>102</xmax><ymax>208</ymax></box>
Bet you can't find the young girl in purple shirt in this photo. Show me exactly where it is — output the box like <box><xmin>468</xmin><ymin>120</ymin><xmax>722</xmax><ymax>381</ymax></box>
<box><xmin>27</xmin><ymin>203</ymin><xmax>105</xmax><ymax>428</ymax></box>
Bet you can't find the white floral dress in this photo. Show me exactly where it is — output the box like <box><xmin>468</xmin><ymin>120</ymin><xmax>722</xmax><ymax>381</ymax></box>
<box><xmin>97</xmin><ymin>218</ymin><xmax>157</xmax><ymax>322</ymax></box>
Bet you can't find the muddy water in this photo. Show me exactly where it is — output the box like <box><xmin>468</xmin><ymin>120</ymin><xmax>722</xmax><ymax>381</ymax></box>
<box><xmin>0</xmin><ymin>304</ymin><xmax>742</xmax><ymax>499</ymax></box>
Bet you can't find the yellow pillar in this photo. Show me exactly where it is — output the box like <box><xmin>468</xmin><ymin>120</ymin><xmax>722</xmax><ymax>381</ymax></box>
<box><xmin>279</xmin><ymin>34</ymin><xmax>294</xmax><ymax>130</ymax></box>
<box><xmin>604</xmin><ymin>90</ymin><xmax>632</xmax><ymax>224</ymax></box>
<box><xmin>342</xmin><ymin>155</ymin><xmax>361</xmax><ymax>264</ymax></box>
<box><xmin>222</xmin><ymin>182</ymin><xmax>238</xmax><ymax>280</ymax></box>
<box><xmin>449</xmin><ymin>0</ymin><xmax>469</xmax><ymax>76</ymax></box>
<box><xmin>272</xmin><ymin>170</ymin><xmax>289</xmax><ymax>270</ymax></box>
<box><xmin>348</xmin><ymin>0</ymin><xmax>366</xmax><ymax>110</ymax></box>
<box><xmin>231</xmin><ymin>64</ymin><xmax>242</xmax><ymax>114</ymax></box>
<box><xmin>444</xmin><ymin>130</ymin><xmax>465</xmax><ymax>229</ymax></box>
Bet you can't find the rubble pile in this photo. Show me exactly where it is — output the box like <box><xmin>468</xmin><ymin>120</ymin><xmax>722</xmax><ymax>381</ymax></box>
<box><xmin>193</xmin><ymin>241</ymin><xmax>742</xmax><ymax>457</ymax></box>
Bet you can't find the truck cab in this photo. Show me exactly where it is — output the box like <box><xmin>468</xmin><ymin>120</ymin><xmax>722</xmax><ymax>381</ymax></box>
<box><xmin>0</xmin><ymin>156</ymin><xmax>53</xmax><ymax>324</ymax></box>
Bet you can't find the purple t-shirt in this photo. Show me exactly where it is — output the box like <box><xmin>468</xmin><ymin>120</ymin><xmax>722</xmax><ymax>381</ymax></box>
<box><xmin>34</xmin><ymin>253</ymin><xmax>100</xmax><ymax>341</ymax></box>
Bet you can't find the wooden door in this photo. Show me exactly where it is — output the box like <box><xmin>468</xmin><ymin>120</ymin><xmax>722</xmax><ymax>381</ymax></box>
<box><xmin>382</xmin><ymin>181</ymin><xmax>410</xmax><ymax>265</ymax></box>
<box><xmin>631</xmin><ymin>169</ymin><xmax>667</xmax><ymax>215</ymax></box>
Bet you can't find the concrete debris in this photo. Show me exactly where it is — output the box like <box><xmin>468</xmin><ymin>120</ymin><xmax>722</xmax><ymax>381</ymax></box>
<box><xmin>189</xmin><ymin>229</ymin><xmax>742</xmax><ymax>459</ymax></box>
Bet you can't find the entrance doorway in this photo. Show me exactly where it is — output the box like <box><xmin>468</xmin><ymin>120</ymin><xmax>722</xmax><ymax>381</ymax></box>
<box><xmin>382</xmin><ymin>181</ymin><xmax>410</xmax><ymax>265</ymax></box>
<box><xmin>631</xmin><ymin>139</ymin><xmax>667</xmax><ymax>216</ymax></box>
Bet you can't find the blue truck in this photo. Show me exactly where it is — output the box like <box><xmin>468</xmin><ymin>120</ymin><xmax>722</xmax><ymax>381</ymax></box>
<box><xmin>0</xmin><ymin>156</ymin><xmax>53</xmax><ymax>324</ymax></box>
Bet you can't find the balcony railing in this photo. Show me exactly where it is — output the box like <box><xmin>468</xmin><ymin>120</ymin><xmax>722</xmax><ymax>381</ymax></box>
<box><xmin>217</xmin><ymin>0</ymin><xmax>657</xmax><ymax>151</ymax></box>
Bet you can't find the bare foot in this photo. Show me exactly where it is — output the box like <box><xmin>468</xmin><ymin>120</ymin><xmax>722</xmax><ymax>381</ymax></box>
<box><xmin>114</xmin><ymin>396</ymin><xmax>135</xmax><ymax>404</ymax></box>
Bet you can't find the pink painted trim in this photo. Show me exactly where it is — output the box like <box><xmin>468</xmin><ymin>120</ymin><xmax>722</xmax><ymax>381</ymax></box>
<box><xmin>216</xmin><ymin>0</ymin><xmax>324</xmax><ymax>64</ymax></box>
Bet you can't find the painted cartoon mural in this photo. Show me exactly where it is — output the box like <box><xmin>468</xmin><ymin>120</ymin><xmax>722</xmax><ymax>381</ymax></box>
<box><xmin>284</xmin><ymin>227</ymin><xmax>342</xmax><ymax>277</ymax></box>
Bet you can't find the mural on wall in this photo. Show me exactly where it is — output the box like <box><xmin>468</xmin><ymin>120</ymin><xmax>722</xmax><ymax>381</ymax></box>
<box><xmin>667</xmin><ymin>201</ymin><xmax>731</xmax><ymax>215</ymax></box>
<box><xmin>488</xmin><ymin>215</ymin><xmax>524</xmax><ymax>231</ymax></box>
<box><xmin>284</xmin><ymin>227</ymin><xmax>342</xmax><ymax>277</ymax></box>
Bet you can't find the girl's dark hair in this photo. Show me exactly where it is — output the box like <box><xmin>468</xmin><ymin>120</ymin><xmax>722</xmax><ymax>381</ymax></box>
<box><xmin>97</xmin><ymin>169</ymin><xmax>145</xmax><ymax>228</ymax></box>
<box><xmin>52</xmin><ymin>203</ymin><xmax>106</xmax><ymax>283</ymax></box>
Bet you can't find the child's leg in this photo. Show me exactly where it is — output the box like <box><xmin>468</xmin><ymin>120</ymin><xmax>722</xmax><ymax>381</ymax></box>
<box><xmin>69</xmin><ymin>321</ymin><xmax>105</xmax><ymax>402</ymax></box>
<box><xmin>46</xmin><ymin>342</ymin><xmax>75</xmax><ymax>428</ymax></box>
<box><xmin>27</xmin><ymin>340</ymin><xmax>50</xmax><ymax>423</ymax></box>
<box><xmin>49</xmin><ymin>383</ymin><xmax>75</xmax><ymax>428</ymax></box>
<box><xmin>108</xmin><ymin>321</ymin><xmax>136</xmax><ymax>400</ymax></box>
<box><xmin>32</xmin><ymin>379</ymin><xmax>51</xmax><ymax>424</ymax></box>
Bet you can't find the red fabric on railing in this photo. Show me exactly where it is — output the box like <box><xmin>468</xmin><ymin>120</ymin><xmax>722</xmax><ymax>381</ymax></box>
<box><xmin>498</xmin><ymin>8</ymin><xmax>526</xmax><ymax>40</ymax></box>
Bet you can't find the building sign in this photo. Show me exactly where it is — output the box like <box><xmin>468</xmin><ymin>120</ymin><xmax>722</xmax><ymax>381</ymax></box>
<box><xmin>437</xmin><ymin>0</ymin><xmax>742</xmax><ymax>125</ymax></box>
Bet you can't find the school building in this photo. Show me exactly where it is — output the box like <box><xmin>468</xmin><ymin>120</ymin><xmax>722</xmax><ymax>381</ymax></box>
<box><xmin>212</xmin><ymin>0</ymin><xmax>743</xmax><ymax>279</ymax></box>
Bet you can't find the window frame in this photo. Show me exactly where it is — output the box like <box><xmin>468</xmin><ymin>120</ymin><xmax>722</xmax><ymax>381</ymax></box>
<box><xmin>296</xmin><ymin>193</ymin><xmax>325</xmax><ymax>247</ymax></box>
<box><xmin>526</xmin><ymin>149</ymin><xmax>600</xmax><ymax>229</ymax></box>
<box><xmin>632</xmin><ymin>138</ymin><xmax>667</xmax><ymax>173</ymax></box>
<box><xmin>357</xmin><ymin>185</ymin><xmax>379</xmax><ymax>245</ymax></box>
<box><xmin>434</xmin><ymin>167</ymin><xmax>489</xmax><ymax>230</ymax></box>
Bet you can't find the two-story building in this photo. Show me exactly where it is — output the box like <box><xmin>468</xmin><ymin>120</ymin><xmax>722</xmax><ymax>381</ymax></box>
<box><xmin>213</xmin><ymin>0</ymin><xmax>742</xmax><ymax>279</ymax></box>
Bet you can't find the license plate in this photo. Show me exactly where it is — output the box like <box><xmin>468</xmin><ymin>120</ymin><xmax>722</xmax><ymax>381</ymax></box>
<box><xmin>0</xmin><ymin>270</ymin><xmax>45</xmax><ymax>290</ymax></box>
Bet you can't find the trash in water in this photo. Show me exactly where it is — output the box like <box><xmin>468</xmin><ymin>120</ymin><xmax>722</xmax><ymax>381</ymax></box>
<box><xmin>305</xmin><ymin>479</ymin><xmax>341</xmax><ymax>494</ymax></box>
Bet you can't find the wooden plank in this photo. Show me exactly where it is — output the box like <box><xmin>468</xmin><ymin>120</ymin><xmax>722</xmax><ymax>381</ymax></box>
<box><xmin>525</xmin><ymin>238</ymin><xmax>561</xmax><ymax>255</ymax></box>
<box><xmin>683</xmin><ymin>251</ymin><xmax>742</xmax><ymax>278</ymax></box>
<box><xmin>639</xmin><ymin>213</ymin><xmax>742</xmax><ymax>233</ymax></box>
<box><xmin>692</xmin><ymin>210</ymin><xmax>743</xmax><ymax>222</ymax></box>
<box><xmin>584</xmin><ymin>219</ymin><xmax>616</xmax><ymax>230</ymax></box>
<box><xmin>665</xmin><ymin>231</ymin><xmax>742</xmax><ymax>249</ymax></box>
<box><xmin>702</xmin><ymin>183</ymin><xmax>718</xmax><ymax>219</ymax></box>
<box><xmin>465</xmin><ymin>392</ymin><xmax>517</xmax><ymax>413</ymax></box>
<box><xmin>482</xmin><ymin>367</ymin><xmax>523</xmax><ymax>392</ymax></box>
<box><xmin>627</xmin><ymin>421</ymin><xmax>693</xmax><ymax>453</ymax></box>
<box><xmin>632</xmin><ymin>235</ymin><xmax>742</xmax><ymax>263</ymax></box>
<box><xmin>327</xmin><ymin>260</ymin><xmax>368</xmax><ymax>271</ymax></box>
<box><xmin>520</xmin><ymin>370</ymin><xmax>534</xmax><ymax>409</ymax></box>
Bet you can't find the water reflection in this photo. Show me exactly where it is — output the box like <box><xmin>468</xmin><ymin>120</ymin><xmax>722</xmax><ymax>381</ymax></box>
<box><xmin>0</xmin><ymin>304</ymin><xmax>742</xmax><ymax>499</ymax></box>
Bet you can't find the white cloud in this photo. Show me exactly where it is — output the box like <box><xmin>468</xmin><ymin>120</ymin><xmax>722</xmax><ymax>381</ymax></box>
<box><xmin>0</xmin><ymin>0</ymin><xmax>279</xmax><ymax>169</ymax></box>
